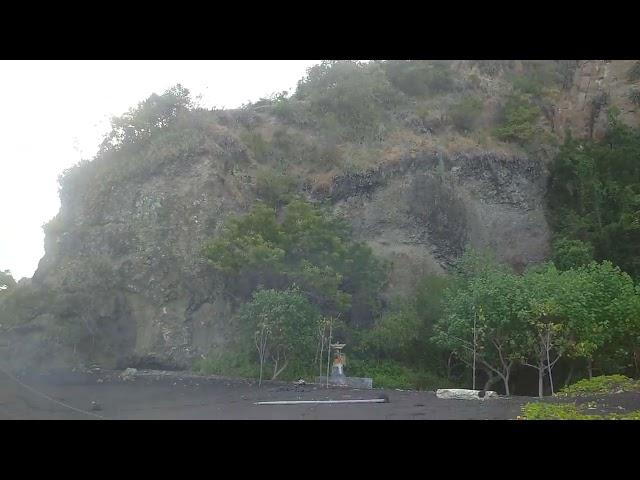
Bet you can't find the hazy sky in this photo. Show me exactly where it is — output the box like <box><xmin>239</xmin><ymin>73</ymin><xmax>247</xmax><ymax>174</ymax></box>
<box><xmin>0</xmin><ymin>60</ymin><xmax>321</xmax><ymax>280</ymax></box>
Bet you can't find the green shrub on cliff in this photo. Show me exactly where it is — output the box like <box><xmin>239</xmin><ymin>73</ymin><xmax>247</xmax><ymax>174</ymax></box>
<box><xmin>203</xmin><ymin>198</ymin><xmax>388</xmax><ymax>323</ymax></box>
<box><xmin>294</xmin><ymin>61</ymin><xmax>402</xmax><ymax>142</ymax></box>
<box><xmin>449</xmin><ymin>96</ymin><xmax>484</xmax><ymax>132</ymax></box>
<box><xmin>100</xmin><ymin>84</ymin><xmax>193</xmax><ymax>153</ymax></box>
<box><xmin>547</xmin><ymin>120</ymin><xmax>640</xmax><ymax>278</ymax></box>
<box><xmin>494</xmin><ymin>93</ymin><xmax>542</xmax><ymax>145</ymax></box>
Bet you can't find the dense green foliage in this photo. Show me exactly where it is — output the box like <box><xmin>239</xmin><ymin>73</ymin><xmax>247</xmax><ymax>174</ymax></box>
<box><xmin>555</xmin><ymin>374</ymin><xmax>640</xmax><ymax>397</ymax></box>
<box><xmin>361</xmin><ymin>275</ymin><xmax>451</xmax><ymax>368</ymax></box>
<box><xmin>434</xmin><ymin>250</ymin><xmax>640</xmax><ymax>396</ymax></box>
<box><xmin>551</xmin><ymin>238</ymin><xmax>594</xmax><ymax>271</ymax></box>
<box><xmin>494</xmin><ymin>93</ymin><xmax>542</xmax><ymax>145</ymax></box>
<box><xmin>521</xmin><ymin>402</ymin><xmax>595</xmax><ymax>420</ymax></box>
<box><xmin>521</xmin><ymin>401</ymin><xmax>640</xmax><ymax>420</ymax></box>
<box><xmin>100</xmin><ymin>84</ymin><xmax>193</xmax><ymax>153</ymax></box>
<box><xmin>347</xmin><ymin>358</ymin><xmax>452</xmax><ymax>390</ymax></box>
<box><xmin>238</xmin><ymin>287</ymin><xmax>320</xmax><ymax>380</ymax></box>
<box><xmin>204</xmin><ymin>198</ymin><xmax>388</xmax><ymax>321</ymax></box>
<box><xmin>254</xmin><ymin>168</ymin><xmax>298</xmax><ymax>209</ymax></box>
<box><xmin>547</xmin><ymin>118</ymin><xmax>640</xmax><ymax>278</ymax></box>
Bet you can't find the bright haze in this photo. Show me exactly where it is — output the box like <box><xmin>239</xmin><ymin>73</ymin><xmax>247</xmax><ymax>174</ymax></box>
<box><xmin>0</xmin><ymin>60</ymin><xmax>321</xmax><ymax>280</ymax></box>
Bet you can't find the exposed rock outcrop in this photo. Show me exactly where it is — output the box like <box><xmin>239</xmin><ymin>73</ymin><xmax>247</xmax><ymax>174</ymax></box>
<box><xmin>3</xmin><ymin>60</ymin><xmax>638</xmax><ymax>372</ymax></box>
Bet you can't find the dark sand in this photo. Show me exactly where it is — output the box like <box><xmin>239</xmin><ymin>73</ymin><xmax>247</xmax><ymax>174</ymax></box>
<box><xmin>2</xmin><ymin>369</ymin><xmax>638</xmax><ymax>420</ymax></box>
<box><xmin>0</xmin><ymin>369</ymin><xmax>536</xmax><ymax>420</ymax></box>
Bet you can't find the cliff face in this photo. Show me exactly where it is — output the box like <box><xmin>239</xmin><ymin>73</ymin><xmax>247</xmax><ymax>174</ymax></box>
<box><xmin>8</xmin><ymin>148</ymin><xmax>549</xmax><ymax>371</ymax></box>
<box><xmin>3</xmin><ymin>60</ymin><xmax>639</xmax><ymax>372</ymax></box>
<box><xmin>553</xmin><ymin>60</ymin><xmax>640</xmax><ymax>140</ymax></box>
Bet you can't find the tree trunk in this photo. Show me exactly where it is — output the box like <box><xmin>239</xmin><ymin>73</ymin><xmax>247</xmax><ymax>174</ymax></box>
<box><xmin>587</xmin><ymin>360</ymin><xmax>593</xmax><ymax>380</ymax></box>
<box><xmin>483</xmin><ymin>373</ymin><xmax>498</xmax><ymax>391</ymax></box>
<box><xmin>547</xmin><ymin>354</ymin><xmax>555</xmax><ymax>396</ymax></box>
<box><xmin>503</xmin><ymin>371</ymin><xmax>510</xmax><ymax>397</ymax></box>
<box><xmin>564</xmin><ymin>362</ymin><xmax>575</xmax><ymax>388</ymax></box>
<box><xmin>538</xmin><ymin>362</ymin><xmax>544</xmax><ymax>398</ymax></box>
<box><xmin>272</xmin><ymin>357</ymin><xmax>288</xmax><ymax>380</ymax></box>
<box><xmin>446</xmin><ymin>352</ymin><xmax>454</xmax><ymax>381</ymax></box>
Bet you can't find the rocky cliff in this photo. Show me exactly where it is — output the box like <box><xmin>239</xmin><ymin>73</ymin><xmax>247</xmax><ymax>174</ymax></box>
<box><xmin>3</xmin><ymin>60</ymin><xmax>639</xmax><ymax>372</ymax></box>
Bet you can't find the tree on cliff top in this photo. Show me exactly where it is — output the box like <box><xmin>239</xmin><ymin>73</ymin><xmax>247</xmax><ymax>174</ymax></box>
<box><xmin>100</xmin><ymin>84</ymin><xmax>193</xmax><ymax>152</ymax></box>
<box><xmin>0</xmin><ymin>270</ymin><xmax>16</xmax><ymax>293</ymax></box>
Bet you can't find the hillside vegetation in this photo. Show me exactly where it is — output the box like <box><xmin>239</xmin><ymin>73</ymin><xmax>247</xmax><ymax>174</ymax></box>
<box><xmin>2</xmin><ymin>61</ymin><xmax>640</xmax><ymax>397</ymax></box>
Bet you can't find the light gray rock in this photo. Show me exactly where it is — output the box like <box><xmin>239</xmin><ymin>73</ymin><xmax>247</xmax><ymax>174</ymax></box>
<box><xmin>121</xmin><ymin>367</ymin><xmax>138</xmax><ymax>381</ymax></box>
<box><xmin>436</xmin><ymin>388</ymin><xmax>499</xmax><ymax>400</ymax></box>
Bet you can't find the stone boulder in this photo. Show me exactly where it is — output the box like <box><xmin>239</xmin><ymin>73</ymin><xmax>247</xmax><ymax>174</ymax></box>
<box><xmin>436</xmin><ymin>388</ymin><xmax>499</xmax><ymax>400</ymax></box>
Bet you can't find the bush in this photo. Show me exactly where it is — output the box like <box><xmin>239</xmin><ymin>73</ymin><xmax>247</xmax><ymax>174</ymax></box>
<box><xmin>510</xmin><ymin>74</ymin><xmax>544</xmax><ymax>96</ymax></box>
<box><xmin>100</xmin><ymin>84</ymin><xmax>193</xmax><ymax>153</ymax></box>
<box><xmin>240</xmin><ymin>131</ymin><xmax>269</xmax><ymax>162</ymax></box>
<box><xmin>551</xmin><ymin>238</ymin><xmax>594</xmax><ymax>271</ymax></box>
<box><xmin>383</xmin><ymin>60</ymin><xmax>455</xmax><ymax>97</ymax></box>
<box><xmin>347</xmin><ymin>358</ymin><xmax>452</xmax><ymax>390</ymax></box>
<box><xmin>521</xmin><ymin>402</ymin><xmax>595</xmax><ymax>420</ymax></box>
<box><xmin>521</xmin><ymin>401</ymin><xmax>640</xmax><ymax>420</ymax></box>
<box><xmin>556</xmin><ymin>375</ymin><xmax>640</xmax><ymax>397</ymax></box>
<box><xmin>194</xmin><ymin>351</ymin><xmax>260</xmax><ymax>379</ymax></box>
<box><xmin>493</xmin><ymin>93</ymin><xmax>542</xmax><ymax>145</ymax></box>
<box><xmin>0</xmin><ymin>284</ymin><xmax>55</xmax><ymax>327</ymax></box>
<box><xmin>255</xmin><ymin>168</ymin><xmax>298</xmax><ymax>208</ymax></box>
<box><xmin>449</xmin><ymin>96</ymin><xmax>484</xmax><ymax>132</ymax></box>
<box><xmin>295</xmin><ymin>61</ymin><xmax>401</xmax><ymax>142</ymax></box>
<box><xmin>238</xmin><ymin>287</ymin><xmax>320</xmax><ymax>381</ymax></box>
<box><xmin>471</xmin><ymin>60</ymin><xmax>514</xmax><ymax>77</ymax></box>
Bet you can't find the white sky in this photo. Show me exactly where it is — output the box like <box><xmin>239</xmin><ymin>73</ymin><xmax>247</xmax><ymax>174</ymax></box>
<box><xmin>0</xmin><ymin>60</ymin><xmax>321</xmax><ymax>280</ymax></box>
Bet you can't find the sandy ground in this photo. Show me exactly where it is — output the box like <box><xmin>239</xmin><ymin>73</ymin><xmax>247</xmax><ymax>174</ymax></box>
<box><xmin>0</xmin><ymin>368</ymin><xmax>537</xmax><ymax>420</ymax></box>
<box><xmin>3</xmin><ymin>368</ymin><xmax>638</xmax><ymax>420</ymax></box>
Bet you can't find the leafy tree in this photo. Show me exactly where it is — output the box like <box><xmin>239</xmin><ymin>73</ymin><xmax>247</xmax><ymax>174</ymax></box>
<box><xmin>518</xmin><ymin>265</ymin><xmax>570</xmax><ymax>397</ymax></box>
<box><xmin>547</xmin><ymin>120</ymin><xmax>640</xmax><ymax>278</ymax></box>
<box><xmin>204</xmin><ymin>198</ymin><xmax>388</xmax><ymax>323</ymax></box>
<box><xmin>364</xmin><ymin>274</ymin><xmax>451</xmax><ymax>370</ymax></box>
<box><xmin>435</xmin><ymin>261</ymin><xmax>527</xmax><ymax>395</ymax></box>
<box><xmin>551</xmin><ymin>237</ymin><xmax>594</xmax><ymax>271</ymax></box>
<box><xmin>436</xmin><ymin>249</ymin><xmax>640</xmax><ymax>397</ymax></box>
<box><xmin>238</xmin><ymin>287</ymin><xmax>320</xmax><ymax>380</ymax></box>
<box><xmin>100</xmin><ymin>84</ymin><xmax>193</xmax><ymax>152</ymax></box>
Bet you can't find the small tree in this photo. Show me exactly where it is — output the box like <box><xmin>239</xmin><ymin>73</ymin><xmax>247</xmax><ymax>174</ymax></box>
<box><xmin>239</xmin><ymin>287</ymin><xmax>319</xmax><ymax>380</ymax></box>
<box><xmin>435</xmin><ymin>264</ymin><xmax>526</xmax><ymax>396</ymax></box>
<box><xmin>254</xmin><ymin>322</ymin><xmax>270</xmax><ymax>387</ymax></box>
<box><xmin>522</xmin><ymin>305</ymin><xmax>567</xmax><ymax>398</ymax></box>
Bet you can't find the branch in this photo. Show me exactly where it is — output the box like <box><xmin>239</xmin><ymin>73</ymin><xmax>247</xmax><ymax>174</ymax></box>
<box><xmin>478</xmin><ymin>358</ymin><xmax>505</xmax><ymax>380</ymax></box>
<box><xmin>522</xmin><ymin>362</ymin><xmax>542</xmax><ymax>371</ymax></box>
